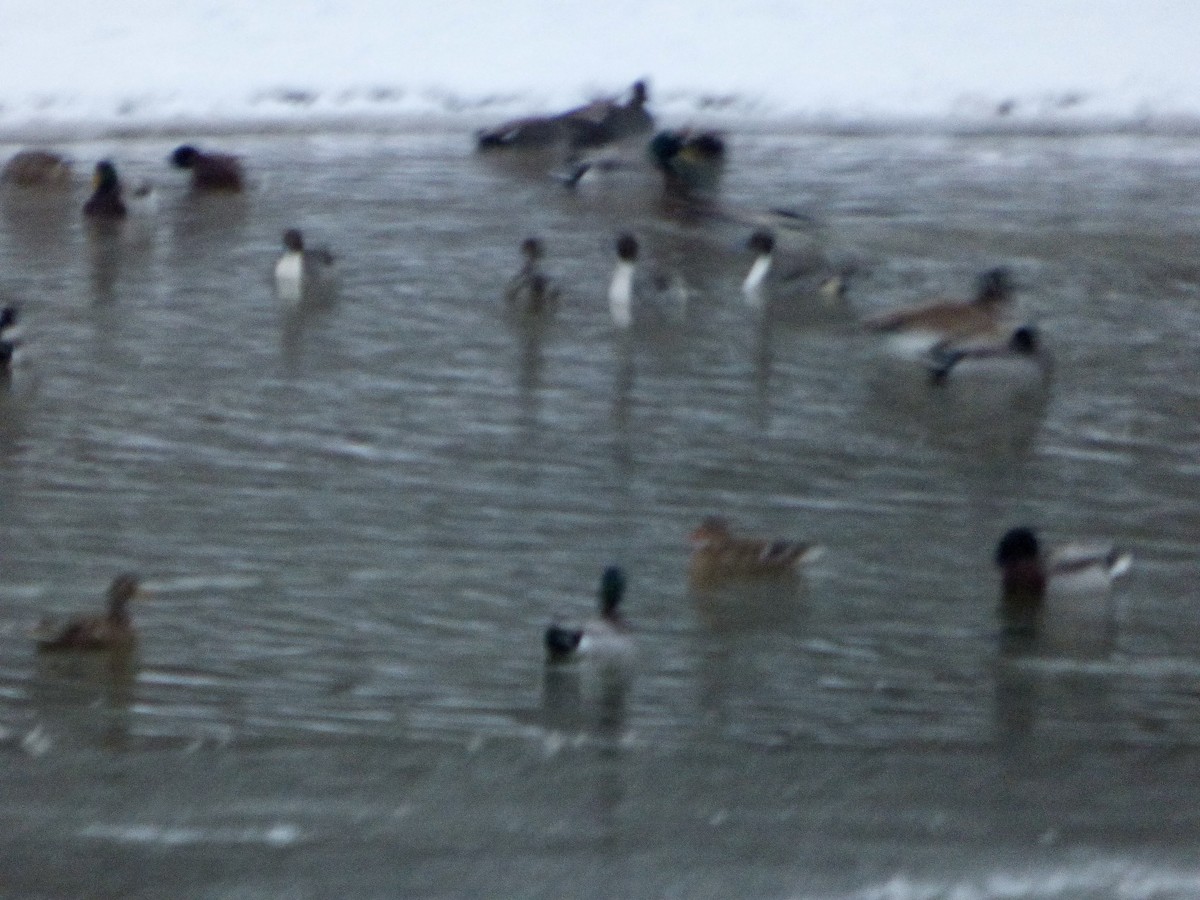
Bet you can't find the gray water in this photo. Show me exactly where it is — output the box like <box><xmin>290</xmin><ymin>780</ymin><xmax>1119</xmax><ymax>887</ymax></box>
<box><xmin>1</xmin><ymin>126</ymin><xmax>1199</xmax><ymax>898</ymax></box>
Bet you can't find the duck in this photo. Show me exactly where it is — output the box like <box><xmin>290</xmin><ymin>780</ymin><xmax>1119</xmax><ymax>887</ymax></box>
<box><xmin>0</xmin><ymin>304</ymin><xmax>25</xmax><ymax>383</ymax></box>
<box><xmin>477</xmin><ymin>80</ymin><xmax>653</xmax><ymax>154</ymax></box>
<box><xmin>544</xmin><ymin>566</ymin><xmax>634</xmax><ymax>664</ymax></box>
<box><xmin>863</xmin><ymin>267</ymin><xmax>1016</xmax><ymax>351</ymax></box>
<box><xmin>82</xmin><ymin>160</ymin><xmax>127</xmax><ymax>219</ymax></box>
<box><xmin>993</xmin><ymin>527</ymin><xmax>1132</xmax><ymax>636</ymax></box>
<box><xmin>33</xmin><ymin>573</ymin><xmax>142</xmax><ymax>653</ymax></box>
<box><xmin>607</xmin><ymin>232</ymin><xmax>689</xmax><ymax>328</ymax></box>
<box><xmin>741</xmin><ymin>229</ymin><xmax>847</xmax><ymax>308</ymax></box>
<box><xmin>1</xmin><ymin>149</ymin><xmax>72</xmax><ymax>188</ymax></box>
<box><xmin>689</xmin><ymin>516</ymin><xmax>824</xmax><ymax>579</ymax></box>
<box><xmin>0</xmin><ymin>304</ymin><xmax>22</xmax><ymax>344</ymax></box>
<box><xmin>274</xmin><ymin>228</ymin><xmax>335</xmax><ymax>303</ymax></box>
<box><xmin>503</xmin><ymin>237</ymin><xmax>559</xmax><ymax>314</ymax></box>
<box><xmin>170</xmin><ymin>144</ymin><xmax>245</xmax><ymax>192</ymax></box>
<box><xmin>928</xmin><ymin>324</ymin><xmax>1050</xmax><ymax>385</ymax></box>
<box><xmin>647</xmin><ymin>128</ymin><xmax>726</xmax><ymax>195</ymax></box>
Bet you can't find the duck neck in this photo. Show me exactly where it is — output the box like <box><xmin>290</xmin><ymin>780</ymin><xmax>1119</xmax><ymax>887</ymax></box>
<box><xmin>107</xmin><ymin>596</ymin><xmax>131</xmax><ymax>626</ymax></box>
<box><xmin>743</xmin><ymin>254</ymin><xmax>772</xmax><ymax>297</ymax></box>
<box><xmin>609</xmin><ymin>261</ymin><xmax>635</xmax><ymax>327</ymax></box>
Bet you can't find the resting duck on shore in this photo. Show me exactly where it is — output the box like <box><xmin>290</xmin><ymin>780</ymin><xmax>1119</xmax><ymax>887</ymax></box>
<box><xmin>504</xmin><ymin>237</ymin><xmax>559</xmax><ymax>314</ymax></box>
<box><xmin>544</xmin><ymin>566</ymin><xmax>634</xmax><ymax>664</ymax></box>
<box><xmin>170</xmin><ymin>144</ymin><xmax>245</xmax><ymax>192</ymax></box>
<box><xmin>689</xmin><ymin>516</ymin><xmax>824</xmax><ymax>579</ymax></box>
<box><xmin>863</xmin><ymin>267</ymin><xmax>1016</xmax><ymax>351</ymax></box>
<box><xmin>478</xmin><ymin>80</ymin><xmax>653</xmax><ymax>154</ymax></box>
<box><xmin>928</xmin><ymin>324</ymin><xmax>1050</xmax><ymax>385</ymax></box>
<box><xmin>1</xmin><ymin>150</ymin><xmax>72</xmax><ymax>188</ymax></box>
<box><xmin>274</xmin><ymin>228</ymin><xmax>335</xmax><ymax>303</ymax></box>
<box><xmin>994</xmin><ymin>527</ymin><xmax>1132</xmax><ymax>635</ymax></box>
<box><xmin>82</xmin><ymin>160</ymin><xmax>127</xmax><ymax>219</ymax></box>
<box><xmin>33</xmin><ymin>573</ymin><xmax>142</xmax><ymax>653</ymax></box>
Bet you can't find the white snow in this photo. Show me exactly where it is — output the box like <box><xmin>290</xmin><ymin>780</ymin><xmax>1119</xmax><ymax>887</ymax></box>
<box><xmin>1</xmin><ymin>0</ymin><xmax>1198</xmax><ymax>136</ymax></box>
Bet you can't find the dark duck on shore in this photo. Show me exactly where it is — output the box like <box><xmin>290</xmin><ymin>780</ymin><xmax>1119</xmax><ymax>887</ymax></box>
<box><xmin>170</xmin><ymin>144</ymin><xmax>245</xmax><ymax>192</ymax></box>
<box><xmin>82</xmin><ymin>160</ymin><xmax>127</xmax><ymax>219</ymax></box>
<box><xmin>544</xmin><ymin>567</ymin><xmax>634</xmax><ymax>664</ymax></box>
<box><xmin>33</xmin><ymin>574</ymin><xmax>142</xmax><ymax>653</ymax></box>
<box><xmin>477</xmin><ymin>80</ymin><xmax>654</xmax><ymax>154</ymax></box>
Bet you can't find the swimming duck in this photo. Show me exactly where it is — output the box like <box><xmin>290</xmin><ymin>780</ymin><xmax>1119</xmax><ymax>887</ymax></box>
<box><xmin>994</xmin><ymin>527</ymin><xmax>1132</xmax><ymax>635</ymax></box>
<box><xmin>1</xmin><ymin>150</ymin><xmax>72</xmax><ymax>187</ymax></box>
<box><xmin>689</xmin><ymin>516</ymin><xmax>824</xmax><ymax>579</ymax></box>
<box><xmin>544</xmin><ymin>566</ymin><xmax>634</xmax><ymax>664</ymax></box>
<box><xmin>928</xmin><ymin>324</ymin><xmax>1050</xmax><ymax>384</ymax></box>
<box><xmin>0</xmin><ymin>305</ymin><xmax>25</xmax><ymax>382</ymax></box>
<box><xmin>607</xmin><ymin>232</ymin><xmax>689</xmax><ymax>328</ymax></box>
<box><xmin>648</xmin><ymin>128</ymin><xmax>726</xmax><ymax>195</ymax></box>
<box><xmin>82</xmin><ymin>160</ymin><xmax>127</xmax><ymax>219</ymax></box>
<box><xmin>274</xmin><ymin>228</ymin><xmax>335</xmax><ymax>303</ymax></box>
<box><xmin>741</xmin><ymin>229</ymin><xmax>847</xmax><ymax>308</ymax></box>
<box><xmin>503</xmin><ymin>237</ymin><xmax>559</xmax><ymax>314</ymax></box>
<box><xmin>33</xmin><ymin>573</ymin><xmax>142</xmax><ymax>653</ymax></box>
<box><xmin>863</xmin><ymin>268</ymin><xmax>1016</xmax><ymax>349</ymax></box>
<box><xmin>170</xmin><ymin>144</ymin><xmax>245</xmax><ymax>192</ymax></box>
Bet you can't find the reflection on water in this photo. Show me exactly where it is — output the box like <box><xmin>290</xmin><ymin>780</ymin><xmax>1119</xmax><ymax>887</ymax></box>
<box><xmin>1</xmin><ymin>128</ymin><xmax>1199</xmax><ymax>896</ymax></box>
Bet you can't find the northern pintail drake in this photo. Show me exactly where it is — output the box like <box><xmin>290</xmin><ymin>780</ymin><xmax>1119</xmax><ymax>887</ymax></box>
<box><xmin>170</xmin><ymin>144</ymin><xmax>245</xmax><ymax>192</ymax></box>
<box><xmin>742</xmin><ymin>229</ymin><xmax>847</xmax><ymax>308</ymax></box>
<box><xmin>928</xmin><ymin>324</ymin><xmax>1050</xmax><ymax>384</ymax></box>
<box><xmin>607</xmin><ymin>232</ymin><xmax>689</xmax><ymax>327</ymax></box>
<box><xmin>504</xmin><ymin>237</ymin><xmax>560</xmax><ymax>314</ymax></box>
<box><xmin>544</xmin><ymin>566</ymin><xmax>634</xmax><ymax>664</ymax></box>
<box><xmin>33</xmin><ymin>573</ymin><xmax>142</xmax><ymax>653</ymax></box>
<box><xmin>274</xmin><ymin>228</ymin><xmax>335</xmax><ymax>303</ymax></box>
<box><xmin>994</xmin><ymin>527</ymin><xmax>1132</xmax><ymax>635</ymax></box>
<box><xmin>478</xmin><ymin>80</ymin><xmax>654</xmax><ymax>153</ymax></box>
<box><xmin>863</xmin><ymin>268</ymin><xmax>1016</xmax><ymax>349</ymax></box>
<box><xmin>1</xmin><ymin>150</ymin><xmax>72</xmax><ymax>188</ymax></box>
<box><xmin>1</xmin><ymin>304</ymin><xmax>25</xmax><ymax>381</ymax></box>
<box><xmin>689</xmin><ymin>516</ymin><xmax>824</xmax><ymax>579</ymax></box>
<box><xmin>648</xmin><ymin>128</ymin><xmax>726</xmax><ymax>195</ymax></box>
<box><xmin>82</xmin><ymin>160</ymin><xmax>127</xmax><ymax>219</ymax></box>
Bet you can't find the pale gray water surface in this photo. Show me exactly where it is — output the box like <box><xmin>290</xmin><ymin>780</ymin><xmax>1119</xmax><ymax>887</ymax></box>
<box><xmin>0</xmin><ymin>127</ymin><xmax>1199</xmax><ymax>898</ymax></box>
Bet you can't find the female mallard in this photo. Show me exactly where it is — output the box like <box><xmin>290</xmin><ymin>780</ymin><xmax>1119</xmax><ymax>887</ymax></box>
<box><xmin>1</xmin><ymin>150</ymin><xmax>72</xmax><ymax>187</ymax></box>
<box><xmin>689</xmin><ymin>516</ymin><xmax>824</xmax><ymax>579</ymax></box>
<box><xmin>994</xmin><ymin>527</ymin><xmax>1132</xmax><ymax>636</ymax></box>
<box><xmin>33</xmin><ymin>573</ymin><xmax>142</xmax><ymax>653</ymax></box>
<box><xmin>170</xmin><ymin>144</ymin><xmax>245</xmax><ymax>192</ymax></box>
<box><xmin>863</xmin><ymin>268</ymin><xmax>1016</xmax><ymax>350</ymax></box>
<box><xmin>82</xmin><ymin>160</ymin><xmax>127</xmax><ymax>219</ymax></box>
<box><xmin>274</xmin><ymin>228</ymin><xmax>335</xmax><ymax>303</ymax></box>
<box><xmin>544</xmin><ymin>567</ymin><xmax>634</xmax><ymax>664</ymax></box>
<box><xmin>504</xmin><ymin>237</ymin><xmax>559</xmax><ymax>314</ymax></box>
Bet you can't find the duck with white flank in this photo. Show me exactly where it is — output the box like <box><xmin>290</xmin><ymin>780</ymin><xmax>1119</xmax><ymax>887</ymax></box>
<box><xmin>928</xmin><ymin>324</ymin><xmax>1050</xmax><ymax>385</ymax></box>
<box><xmin>741</xmin><ymin>229</ymin><xmax>847</xmax><ymax>308</ymax></box>
<box><xmin>33</xmin><ymin>574</ymin><xmax>143</xmax><ymax>653</ymax></box>
<box><xmin>274</xmin><ymin>228</ymin><xmax>336</xmax><ymax>304</ymax></box>
<box><xmin>545</xmin><ymin>567</ymin><xmax>634</xmax><ymax>664</ymax></box>
<box><xmin>170</xmin><ymin>144</ymin><xmax>245</xmax><ymax>192</ymax></box>
<box><xmin>607</xmin><ymin>233</ymin><xmax>690</xmax><ymax>328</ymax></box>
<box><xmin>504</xmin><ymin>237</ymin><xmax>560</xmax><ymax>315</ymax></box>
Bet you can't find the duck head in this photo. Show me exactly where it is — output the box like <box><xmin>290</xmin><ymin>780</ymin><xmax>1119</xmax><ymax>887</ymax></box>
<box><xmin>747</xmin><ymin>230</ymin><xmax>775</xmax><ymax>257</ymax></box>
<box><xmin>975</xmin><ymin>267</ymin><xmax>1013</xmax><ymax>305</ymax></box>
<box><xmin>282</xmin><ymin>228</ymin><xmax>305</xmax><ymax>252</ymax></box>
<box><xmin>615</xmin><ymin>233</ymin><xmax>639</xmax><ymax>263</ymax></box>
<box><xmin>598</xmin><ymin>566</ymin><xmax>626</xmax><ymax>618</ymax></box>
<box><xmin>170</xmin><ymin>145</ymin><xmax>201</xmax><ymax>169</ymax></box>
<box><xmin>106</xmin><ymin>573</ymin><xmax>141</xmax><ymax>622</ymax></box>
<box><xmin>93</xmin><ymin>160</ymin><xmax>121</xmax><ymax>193</ymax></box>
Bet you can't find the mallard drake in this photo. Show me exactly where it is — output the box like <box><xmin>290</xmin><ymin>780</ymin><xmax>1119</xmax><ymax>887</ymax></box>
<box><xmin>274</xmin><ymin>228</ymin><xmax>335</xmax><ymax>303</ymax></box>
<box><xmin>170</xmin><ymin>144</ymin><xmax>245</xmax><ymax>192</ymax></box>
<box><xmin>928</xmin><ymin>324</ymin><xmax>1050</xmax><ymax>384</ymax></box>
<box><xmin>82</xmin><ymin>160</ymin><xmax>127</xmax><ymax>219</ymax></box>
<box><xmin>741</xmin><ymin>229</ymin><xmax>847</xmax><ymax>307</ymax></box>
<box><xmin>689</xmin><ymin>516</ymin><xmax>824</xmax><ymax>578</ymax></box>
<box><xmin>648</xmin><ymin>128</ymin><xmax>726</xmax><ymax>195</ymax></box>
<box><xmin>994</xmin><ymin>527</ymin><xmax>1132</xmax><ymax>635</ymax></box>
<box><xmin>544</xmin><ymin>566</ymin><xmax>634</xmax><ymax>664</ymax></box>
<box><xmin>504</xmin><ymin>237</ymin><xmax>559</xmax><ymax>314</ymax></box>
<box><xmin>863</xmin><ymin>268</ymin><xmax>1016</xmax><ymax>348</ymax></box>
<box><xmin>1</xmin><ymin>150</ymin><xmax>72</xmax><ymax>187</ymax></box>
<box><xmin>33</xmin><ymin>573</ymin><xmax>142</xmax><ymax>653</ymax></box>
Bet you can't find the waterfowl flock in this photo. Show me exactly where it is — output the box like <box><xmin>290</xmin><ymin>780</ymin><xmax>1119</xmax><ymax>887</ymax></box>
<box><xmin>0</xmin><ymin>77</ymin><xmax>1139</xmax><ymax>676</ymax></box>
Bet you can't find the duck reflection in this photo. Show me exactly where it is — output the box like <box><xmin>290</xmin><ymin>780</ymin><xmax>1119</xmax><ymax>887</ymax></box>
<box><xmin>30</xmin><ymin>649</ymin><xmax>138</xmax><ymax>752</ymax></box>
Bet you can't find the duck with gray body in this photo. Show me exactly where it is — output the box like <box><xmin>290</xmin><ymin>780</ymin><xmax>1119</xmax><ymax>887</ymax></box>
<box><xmin>171</xmin><ymin>144</ymin><xmax>244</xmax><ymax>192</ymax></box>
<box><xmin>274</xmin><ymin>228</ymin><xmax>336</xmax><ymax>303</ymax></box>
<box><xmin>544</xmin><ymin>567</ymin><xmax>633</xmax><ymax>663</ymax></box>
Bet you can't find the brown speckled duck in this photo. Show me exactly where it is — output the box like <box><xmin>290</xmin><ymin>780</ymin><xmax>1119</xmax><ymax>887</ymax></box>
<box><xmin>1</xmin><ymin>150</ymin><xmax>72</xmax><ymax>187</ymax></box>
<box><xmin>170</xmin><ymin>144</ymin><xmax>245</xmax><ymax>192</ymax></box>
<box><xmin>863</xmin><ymin>267</ymin><xmax>1015</xmax><ymax>347</ymax></box>
<box><xmin>33</xmin><ymin>573</ymin><xmax>141</xmax><ymax>653</ymax></box>
<box><xmin>689</xmin><ymin>517</ymin><xmax>824</xmax><ymax>579</ymax></box>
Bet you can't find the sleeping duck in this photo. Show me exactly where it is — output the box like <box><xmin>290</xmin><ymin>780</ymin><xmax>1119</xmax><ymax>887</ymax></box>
<box><xmin>504</xmin><ymin>237</ymin><xmax>559</xmax><ymax>314</ymax></box>
<box><xmin>863</xmin><ymin>268</ymin><xmax>1016</xmax><ymax>352</ymax></box>
<box><xmin>33</xmin><ymin>573</ymin><xmax>142</xmax><ymax>653</ymax></box>
<box><xmin>689</xmin><ymin>516</ymin><xmax>824</xmax><ymax>580</ymax></box>
<box><xmin>82</xmin><ymin>160</ymin><xmax>127</xmax><ymax>219</ymax></box>
<box><xmin>994</xmin><ymin>527</ymin><xmax>1132</xmax><ymax>637</ymax></box>
<box><xmin>647</xmin><ymin>128</ymin><xmax>726</xmax><ymax>195</ymax></box>
<box><xmin>274</xmin><ymin>228</ymin><xmax>335</xmax><ymax>303</ymax></box>
<box><xmin>544</xmin><ymin>566</ymin><xmax>634</xmax><ymax>664</ymax></box>
<box><xmin>170</xmin><ymin>144</ymin><xmax>245</xmax><ymax>192</ymax></box>
<box><xmin>928</xmin><ymin>324</ymin><xmax>1050</xmax><ymax>385</ymax></box>
<box><xmin>1</xmin><ymin>150</ymin><xmax>72</xmax><ymax>188</ymax></box>
<box><xmin>478</xmin><ymin>80</ymin><xmax>653</xmax><ymax>154</ymax></box>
